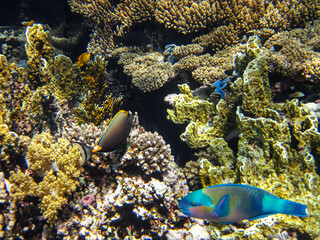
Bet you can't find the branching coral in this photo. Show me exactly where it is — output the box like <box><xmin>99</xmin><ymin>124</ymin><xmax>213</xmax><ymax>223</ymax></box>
<box><xmin>69</xmin><ymin>0</ymin><xmax>320</xmax><ymax>56</ymax></box>
<box><xmin>123</xmin><ymin>52</ymin><xmax>175</xmax><ymax>92</ymax></box>
<box><xmin>264</xmin><ymin>20</ymin><xmax>320</xmax><ymax>83</ymax></box>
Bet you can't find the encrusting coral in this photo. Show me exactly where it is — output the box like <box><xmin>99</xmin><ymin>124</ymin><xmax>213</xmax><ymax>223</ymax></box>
<box><xmin>191</xmin><ymin>36</ymin><xmax>320</xmax><ymax>238</ymax></box>
<box><xmin>9</xmin><ymin>132</ymin><xmax>82</xmax><ymax>225</ymax></box>
<box><xmin>167</xmin><ymin>83</ymin><xmax>228</xmax><ymax>148</ymax></box>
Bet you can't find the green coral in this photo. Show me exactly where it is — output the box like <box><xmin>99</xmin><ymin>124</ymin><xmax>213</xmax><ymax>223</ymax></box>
<box><xmin>10</xmin><ymin>132</ymin><xmax>81</xmax><ymax>225</ymax></box>
<box><xmin>195</xmin><ymin>36</ymin><xmax>320</xmax><ymax>238</ymax></box>
<box><xmin>167</xmin><ymin>84</ymin><xmax>227</xmax><ymax>148</ymax></box>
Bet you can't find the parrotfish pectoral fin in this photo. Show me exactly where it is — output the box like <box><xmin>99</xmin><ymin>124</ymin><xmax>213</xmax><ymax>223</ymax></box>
<box><xmin>280</xmin><ymin>199</ymin><xmax>307</xmax><ymax>217</ymax></box>
<box><xmin>212</xmin><ymin>194</ymin><xmax>230</xmax><ymax>218</ymax></box>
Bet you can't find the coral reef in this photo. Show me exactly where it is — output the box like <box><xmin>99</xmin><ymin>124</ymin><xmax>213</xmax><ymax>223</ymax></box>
<box><xmin>25</xmin><ymin>24</ymin><xmax>54</xmax><ymax>87</ymax></box>
<box><xmin>0</xmin><ymin>27</ymin><xmax>26</xmax><ymax>64</ymax></box>
<box><xmin>72</xmin><ymin>56</ymin><xmax>123</xmax><ymax>125</ymax></box>
<box><xmin>0</xmin><ymin>124</ymin><xmax>19</xmax><ymax>163</ymax></box>
<box><xmin>264</xmin><ymin>20</ymin><xmax>320</xmax><ymax>84</ymax></box>
<box><xmin>167</xmin><ymin>84</ymin><xmax>228</xmax><ymax>148</ymax></box>
<box><xmin>9</xmin><ymin>132</ymin><xmax>82</xmax><ymax>224</ymax></box>
<box><xmin>173</xmin><ymin>44</ymin><xmax>241</xmax><ymax>85</ymax></box>
<box><xmin>123</xmin><ymin>52</ymin><xmax>175</xmax><ymax>92</ymax></box>
<box><xmin>55</xmin><ymin>116</ymin><xmax>210</xmax><ymax>239</ymax></box>
<box><xmin>0</xmin><ymin>172</ymin><xmax>16</xmax><ymax>239</ymax></box>
<box><xmin>191</xmin><ymin>36</ymin><xmax>320</xmax><ymax>238</ymax></box>
<box><xmin>236</xmin><ymin>36</ymin><xmax>273</xmax><ymax>116</ymax></box>
<box><xmin>69</xmin><ymin>0</ymin><xmax>320</xmax><ymax>56</ymax></box>
<box><xmin>117</xmin><ymin>117</ymin><xmax>173</xmax><ymax>175</ymax></box>
<box><xmin>182</xmin><ymin>161</ymin><xmax>202</xmax><ymax>191</ymax></box>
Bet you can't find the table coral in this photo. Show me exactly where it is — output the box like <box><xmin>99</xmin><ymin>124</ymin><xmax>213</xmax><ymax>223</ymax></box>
<box><xmin>167</xmin><ymin>84</ymin><xmax>228</xmax><ymax>148</ymax></box>
<box><xmin>264</xmin><ymin>20</ymin><xmax>320</xmax><ymax>84</ymax></box>
<box><xmin>68</xmin><ymin>0</ymin><xmax>320</xmax><ymax>56</ymax></box>
<box><xmin>174</xmin><ymin>45</ymin><xmax>242</xmax><ymax>85</ymax></box>
<box><xmin>9</xmin><ymin>132</ymin><xmax>82</xmax><ymax>225</ymax></box>
<box><xmin>122</xmin><ymin>52</ymin><xmax>175</xmax><ymax>92</ymax></box>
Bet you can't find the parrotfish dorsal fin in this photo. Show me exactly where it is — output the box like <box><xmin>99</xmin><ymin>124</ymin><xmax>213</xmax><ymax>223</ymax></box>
<box><xmin>212</xmin><ymin>194</ymin><xmax>230</xmax><ymax>218</ymax></box>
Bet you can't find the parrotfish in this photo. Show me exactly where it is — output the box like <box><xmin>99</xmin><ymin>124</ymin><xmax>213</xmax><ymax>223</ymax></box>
<box><xmin>179</xmin><ymin>184</ymin><xmax>307</xmax><ymax>224</ymax></box>
<box><xmin>92</xmin><ymin>110</ymin><xmax>134</xmax><ymax>153</ymax></box>
<box><xmin>74</xmin><ymin>110</ymin><xmax>134</xmax><ymax>164</ymax></box>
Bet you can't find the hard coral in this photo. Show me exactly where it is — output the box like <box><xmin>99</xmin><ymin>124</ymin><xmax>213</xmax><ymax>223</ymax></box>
<box><xmin>25</xmin><ymin>24</ymin><xmax>54</xmax><ymax>87</ymax></box>
<box><xmin>123</xmin><ymin>52</ymin><xmax>175</xmax><ymax>92</ymax></box>
<box><xmin>69</xmin><ymin>0</ymin><xmax>320</xmax><ymax>56</ymax></box>
<box><xmin>167</xmin><ymin>84</ymin><xmax>227</xmax><ymax>148</ymax></box>
<box><xmin>60</xmin><ymin>115</ymin><xmax>209</xmax><ymax>239</ymax></box>
<box><xmin>194</xmin><ymin>36</ymin><xmax>320</xmax><ymax>238</ymax></box>
<box><xmin>264</xmin><ymin>20</ymin><xmax>320</xmax><ymax>84</ymax></box>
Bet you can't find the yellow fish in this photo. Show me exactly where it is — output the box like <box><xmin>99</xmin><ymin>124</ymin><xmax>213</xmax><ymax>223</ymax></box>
<box><xmin>76</xmin><ymin>53</ymin><xmax>91</xmax><ymax>67</ymax></box>
<box><xmin>85</xmin><ymin>76</ymin><xmax>95</xmax><ymax>83</ymax></box>
<box><xmin>22</xmin><ymin>20</ymin><xmax>35</xmax><ymax>28</ymax></box>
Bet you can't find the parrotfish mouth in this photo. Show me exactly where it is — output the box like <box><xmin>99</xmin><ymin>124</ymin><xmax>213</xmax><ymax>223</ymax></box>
<box><xmin>179</xmin><ymin>207</ymin><xmax>191</xmax><ymax>216</ymax></box>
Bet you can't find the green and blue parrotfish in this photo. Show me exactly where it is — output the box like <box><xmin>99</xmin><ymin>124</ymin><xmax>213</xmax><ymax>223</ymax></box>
<box><xmin>179</xmin><ymin>184</ymin><xmax>307</xmax><ymax>224</ymax></box>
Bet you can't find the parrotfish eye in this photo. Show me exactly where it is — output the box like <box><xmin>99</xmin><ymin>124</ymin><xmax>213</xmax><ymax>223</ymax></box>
<box><xmin>191</xmin><ymin>201</ymin><xmax>196</xmax><ymax>206</ymax></box>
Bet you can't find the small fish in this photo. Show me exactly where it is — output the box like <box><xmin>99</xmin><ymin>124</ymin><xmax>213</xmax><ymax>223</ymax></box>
<box><xmin>76</xmin><ymin>52</ymin><xmax>91</xmax><ymax>67</ymax></box>
<box><xmin>289</xmin><ymin>91</ymin><xmax>305</xmax><ymax>99</ymax></box>
<box><xmin>179</xmin><ymin>184</ymin><xmax>307</xmax><ymax>224</ymax></box>
<box><xmin>92</xmin><ymin>110</ymin><xmax>134</xmax><ymax>153</ymax></box>
<box><xmin>72</xmin><ymin>142</ymin><xmax>93</xmax><ymax>166</ymax></box>
<box><xmin>85</xmin><ymin>75</ymin><xmax>95</xmax><ymax>83</ymax></box>
<box><xmin>22</xmin><ymin>20</ymin><xmax>35</xmax><ymax>28</ymax></box>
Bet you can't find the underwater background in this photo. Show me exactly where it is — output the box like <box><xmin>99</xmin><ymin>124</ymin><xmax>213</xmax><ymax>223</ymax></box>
<box><xmin>0</xmin><ymin>0</ymin><xmax>320</xmax><ymax>239</ymax></box>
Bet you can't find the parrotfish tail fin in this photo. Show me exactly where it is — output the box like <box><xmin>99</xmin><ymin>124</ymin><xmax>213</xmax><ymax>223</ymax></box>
<box><xmin>212</xmin><ymin>194</ymin><xmax>230</xmax><ymax>218</ymax></box>
<box><xmin>281</xmin><ymin>200</ymin><xmax>308</xmax><ymax>217</ymax></box>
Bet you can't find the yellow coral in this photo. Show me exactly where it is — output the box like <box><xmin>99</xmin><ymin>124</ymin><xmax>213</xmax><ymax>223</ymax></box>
<box><xmin>25</xmin><ymin>24</ymin><xmax>54</xmax><ymax>86</ymax></box>
<box><xmin>123</xmin><ymin>52</ymin><xmax>175</xmax><ymax>92</ymax></box>
<box><xmin>10</xmin><ymin>133</ymin><xmax>81</xmax><ymax>224</ymax></box>
<box><xmin>167</xmin><ymin>84</ymin><xmax>227</xmax><ymax>148</ymax></box>
<box><xmin>0</xmin><ymin>124</ymin><xmax>19</xmax><ymax>163</ymax></box>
